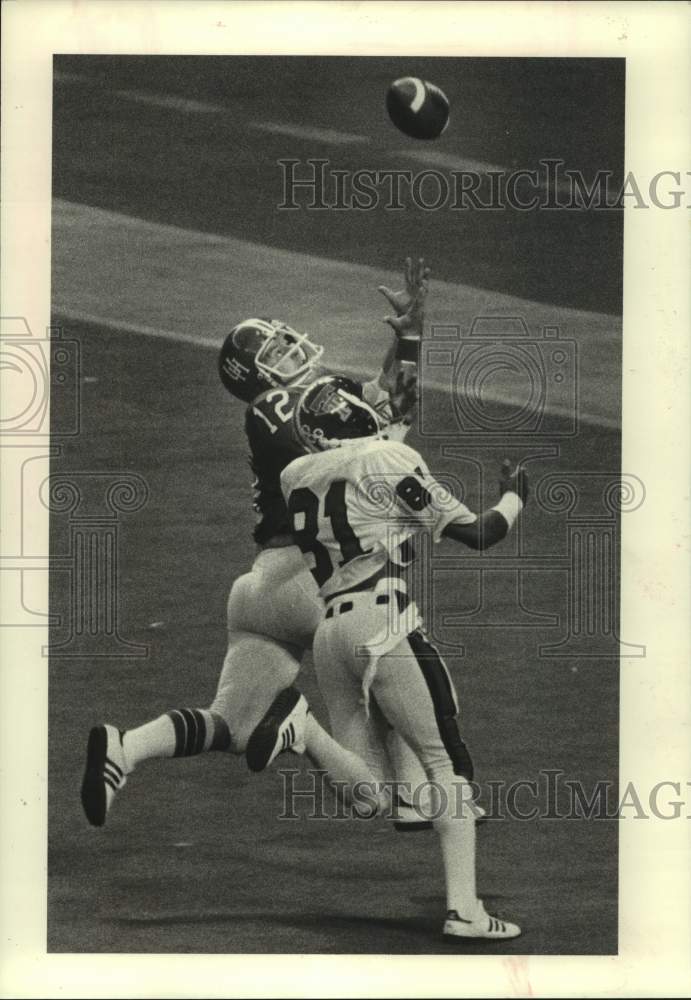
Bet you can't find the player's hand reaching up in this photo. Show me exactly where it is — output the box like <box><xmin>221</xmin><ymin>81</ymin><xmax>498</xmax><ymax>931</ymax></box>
<box><xmin>499</xmin><ymin>459</ymin><xmax>530</xmax><ymax>505</ymax></box>
<box><xmin>383</xmin><ymin>272</ymin><xmax>428</xmax><ymax>340</ymax></box>
<box><xmin>378</xmin><ymin>256</ymin><xmax>430</xmax><ymax>318</ymax></box>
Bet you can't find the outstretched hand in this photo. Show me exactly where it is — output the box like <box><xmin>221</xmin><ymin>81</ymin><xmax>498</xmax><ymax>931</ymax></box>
<box><xmin>383</xmin><ymin>276</ymin><xmax>428</xmax><ymax>340</ymax></box>
<box><xmin>378</xmin><ymin>256</ymin><xmax>430</xmax><ymax>318</ymax></box>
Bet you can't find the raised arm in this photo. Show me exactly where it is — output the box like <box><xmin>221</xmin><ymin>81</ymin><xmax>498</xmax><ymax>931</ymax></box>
<box><xmin>442</xmin><ymin>461</ymin><xmax>529</xmax><ymax>550</ymax></box>
<box><xmin>378</xmin><ymin>255</ymin><xmax>429</xmax><ymax>374</ymax></box>
<box><xmin>361</xmin><ymin>257</ymin><xmax>429</xmax><ymax>425</ymax></box>
<box><xmin>362</xmin><ymin>257</ymin><xmax>428</xmax><ymax>383</ymax></box>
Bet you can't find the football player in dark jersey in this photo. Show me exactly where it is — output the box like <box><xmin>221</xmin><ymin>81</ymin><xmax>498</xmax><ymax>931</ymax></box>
<box><xmin>81</xmin><ymin>259</ymin><xmax>431</xmax><ymax>829</ymax></box>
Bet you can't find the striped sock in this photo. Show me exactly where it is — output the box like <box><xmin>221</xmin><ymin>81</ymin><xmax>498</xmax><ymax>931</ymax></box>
<box><xmin>122</xmin><ymin>709</ymin><xmax>231</xmax><ymax>771</ymax></box>
<box><xmin>168</xmin><ymin>708</ymin><xmax>230</xmax><ymax>757</ymax></box>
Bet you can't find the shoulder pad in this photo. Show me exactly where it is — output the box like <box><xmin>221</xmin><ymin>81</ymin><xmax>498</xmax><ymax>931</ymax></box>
<box><xmin>374</xmin><ymin>438</ymin><xmax>422</xmax><ymax>468</ymax></box>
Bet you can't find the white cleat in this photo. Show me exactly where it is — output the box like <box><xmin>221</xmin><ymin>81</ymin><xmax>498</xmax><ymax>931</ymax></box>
<box><xmin>81</xmin><ymin>724</ymin><xmax>129</xmax><ymax>827</ymax></box>
<box><xmin>443</xmin><ymin>905</ymin><xmax>522</xmax><ymax>941</ymax></box>
<box><xmin>246</xmin><ymin>686</ymin><xmax>308</xmax><ymax>772</ymax></box>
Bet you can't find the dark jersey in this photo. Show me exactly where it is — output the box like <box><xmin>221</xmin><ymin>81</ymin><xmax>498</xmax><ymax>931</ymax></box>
<box><xmin>245</xmin><ymin>370</ymin><xmax>400</xmax><ymax>544</ymax></box>
<box><xmin>245</xmin><ymin>385</ymin><xmax>309</xmax><ymax>544</ymax></box>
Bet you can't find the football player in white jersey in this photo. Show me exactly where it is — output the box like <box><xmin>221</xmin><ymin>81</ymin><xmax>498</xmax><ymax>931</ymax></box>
<box><xmin>81</xmin><ymin>260</ymin><xmax>431</xmax><ymax>830</ymax></box>
<box><xmin>248</xmin><ymin>374</ymin><xmax>529</xmax><ymax>941</ymax></box>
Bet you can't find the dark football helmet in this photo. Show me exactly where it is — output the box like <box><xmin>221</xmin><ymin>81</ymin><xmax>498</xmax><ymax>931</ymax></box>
<box><xmin>293</xmin><ymin>374</ymin><xmax>384</xmax><ymax>452</ymax></box>
<box><xmin>218</xmin><ymin>318</ymin><xmax>324</xmax><ymax>402</ymax></box>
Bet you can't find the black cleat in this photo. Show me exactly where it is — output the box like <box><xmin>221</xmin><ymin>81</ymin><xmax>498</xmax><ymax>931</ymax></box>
<box><xmin>246</xmin><ymin>687</ymin><xmax>308</xmax><ymax>773</ymax></box>
<box><xmin>81</xmin><ymin>724</ymin><xmax>128</xmax><ymax>827</ymax></box>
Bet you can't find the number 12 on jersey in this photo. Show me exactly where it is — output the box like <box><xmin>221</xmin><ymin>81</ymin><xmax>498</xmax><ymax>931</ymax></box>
<box><xmin>287</xmin><ymin>480</ymin><xmax>370</xmax><ymax>587</ymax></box>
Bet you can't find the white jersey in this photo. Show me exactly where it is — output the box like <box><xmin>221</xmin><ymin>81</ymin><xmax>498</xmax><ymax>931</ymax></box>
<box><xmin>280</xmin><ymin>438</ymin><xmax>476</xmax><ymax>599</ymax></box>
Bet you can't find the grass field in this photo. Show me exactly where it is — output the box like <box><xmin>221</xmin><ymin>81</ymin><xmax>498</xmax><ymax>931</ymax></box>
<box><xmin>48</xmin><ymin>57</ymin><xmax>622</xmax><ymax>955</ymax></box>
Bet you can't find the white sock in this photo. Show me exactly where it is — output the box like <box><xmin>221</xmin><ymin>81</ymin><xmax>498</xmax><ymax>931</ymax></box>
<box><xmin>434</xmin><ymin>813</ymin><xmax>480</xmax><ymax>918</ymax></box>
<box><xmin>430</xmin><ymin>776</ymin><xmax>481</xmax><ymax>919</ymax></box>
<box><xmin>122</xmin><ymin>715</ymin><xmax>176</xmax><ymax>771</ymax></box>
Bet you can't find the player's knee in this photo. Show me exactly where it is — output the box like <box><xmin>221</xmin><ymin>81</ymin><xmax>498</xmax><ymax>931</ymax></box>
<box><xmin>211</xmin><ymin>634</ymin><xmax>302</xmax><ymax>754</ymax></box>
<box><xmin>204</xmin><ymin>703</ymin><xmax>243</xmax><ymax>755</ymax></box>
<box><xmin>207</xmin><ymin>689</ymin><xmax>257</xmax><ymax>756</ymax></box>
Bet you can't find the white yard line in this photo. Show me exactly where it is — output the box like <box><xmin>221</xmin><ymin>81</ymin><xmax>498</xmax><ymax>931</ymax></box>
<box><xmin>51</xmin><ymin>198</ymin><xmax>609</xmax><ymax>323</ymax></box>
<box><xmin>393</xmin><ymin>148</ymin><xmax>574</xmax><ymax>196</ymax></box>
<box><xmin>51</xmin><ymin>305</ymin><xmax>391</xmax><ymax>387</ymax></box>
<box><xmin>54</xmin><ymin>69</ymin><xmax>496</xmax><ymax>170</ymax></box>
<box><xmin>51</xmin><ymin>308</ymin><xmax>219</xmax><ymax>350</ymax></box>
<box><xmin>53</xmin><ymin>303</ymin><xmax>618</xmax><ymax>431</ymax></box>
<box><xmin>115</xmin><ymin>88</ymin><xmax>226</xmax><ymax>115</ymax></box>
<box><xmin>54</xmin><ymin>70</ymin><xmax>226</xmax><ymax>114</ymax></box>
<box><xmin>51</xmin><ymin>200</ymin><xmax>620</xmax><ymax>429</ymax></box>
<box><xmin>395</xmin><ymin>148</ymin><xmax>506</xmax><ymax>175</ymax></box>
<box><xmin>53</xmin><ymin>70</ymin><xmax>565</xmax><ymax>185</ymax></box>
<box><xmin>249</xmin><ymin>121</ymin><xmax>368</xmax><ymax>145</ymax></box>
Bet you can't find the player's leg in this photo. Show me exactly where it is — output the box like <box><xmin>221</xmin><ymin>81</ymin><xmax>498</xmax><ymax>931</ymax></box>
<box><xmin>81</xmin><ymin>640</ymin><xmax>243</xmax><ymax>827</ymax></box>
<box><xmin>210</xmin><ymin>633</ymin><xmax>301</xmax><ymax>753</ymax></box>
<box><xmin>369</xmin><ymin>628</ymin><xmax>520</xmax><ymax>940</ymax></box>
<box><xmin>241</xmin><ymin>683</ymin><xmax>433</xmax><ymax>827</ymax></box>
<box><xmin>209</xmin><ymin>550</ymin><xmax>323</xmax><ymax>751</ymax></box>
<box><xmin>112</xmin><ymin>573</ymin><xmax>262</xmax><ymax>772</ymax></box>
<box><xmin>246</xmin><ymin>619</ymin><xmax>389</xmax><ymax>816</ymax></box>
<box><xmin>307</xmin><ymin>623</ymin><xmax>390</xmax><ymax>815</ymax></box>
<box><xmin>384</xmin><ymin>727</ymin><xmax>433</xmax><ymax>829</ymax></box>
<box><xmin>246</xmin><ymin>594</ymin><xmax>420</xmax><ymax>818</ymax></box>
<box><xmin>81</xmin><ymin>551</ymin><xmax>317</xmax><ymax>826</ymax></box>
<box><xmin>370</xmin><ymin>632</ymin><xmax>477</xmax><ymax>910</ymax></box>
<box><xmin>116</xmin><ymin>568</ymin><xmax>300</xmax><ymax>765</ymax></box>
<box><xmin>295</xmin><ymin>607</ymin><xmax>439</xmax><ymax>823</ymax></box>
<box><xmin>80</xmin><ymin>702</ymin><xmax>232</xmax><ymax>828</ymax></box>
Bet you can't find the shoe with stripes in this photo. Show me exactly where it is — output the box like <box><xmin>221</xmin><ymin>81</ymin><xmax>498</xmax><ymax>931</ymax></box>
<box><xmin>246</xmin><ymin>687</ymin><xmax>308</xmax><ymax>772</ymax></box>
<box><xmin>443</xmin><ymin>905</ymin><xmax>521</xmax><ymax>941</ymax></box>
<box><xmin>81</xmin><ymin>724</ymin><xmax>129</xmax><ymax>827</ymax></box>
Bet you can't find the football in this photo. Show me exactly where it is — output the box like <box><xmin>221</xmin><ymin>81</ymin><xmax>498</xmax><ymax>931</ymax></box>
<box><xmin>386</xmin><ymin>77</ymin><xmax>450</xmax><ymax>140</ymax></box>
